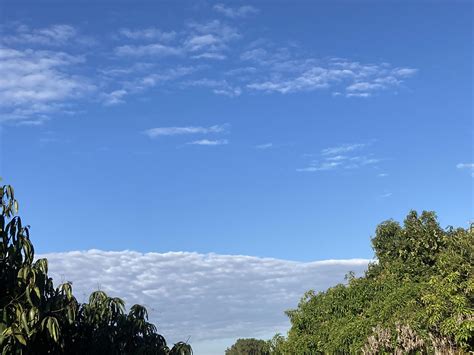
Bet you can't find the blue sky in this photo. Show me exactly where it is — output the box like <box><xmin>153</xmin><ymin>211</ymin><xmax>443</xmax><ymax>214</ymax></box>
<box><xmin>0</xmin><ymin>1</ymin><xmax>472</xmax><ymax>262</ymax></box>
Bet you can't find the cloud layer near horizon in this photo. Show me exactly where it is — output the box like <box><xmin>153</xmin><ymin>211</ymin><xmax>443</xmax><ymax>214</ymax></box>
<box><xmin>41</xmin><ymin>250</ymin><xmax>370</xmax><ymax>350</ymax></box>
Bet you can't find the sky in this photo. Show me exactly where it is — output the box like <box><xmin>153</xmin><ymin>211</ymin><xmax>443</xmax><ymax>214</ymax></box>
<box><xmin>0</xmin><ymin>0</ymin><xmax>473</xmax><ymax>353</ymax></box>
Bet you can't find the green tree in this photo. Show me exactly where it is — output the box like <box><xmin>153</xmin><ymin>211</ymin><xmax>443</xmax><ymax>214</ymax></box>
<box><xmin>225</xmin><ymin>338</ymin><xmax>270</xmax><ymax>355</ymax></box>
<box><xmin>0</xmin><ymin>183</ymin><xmax>192</xmax><ymax>354</ymax></box>
<box><xmin>277</xmin><ymin>211</ymin><xmax>473</xmax><ymax>354</ymax></box>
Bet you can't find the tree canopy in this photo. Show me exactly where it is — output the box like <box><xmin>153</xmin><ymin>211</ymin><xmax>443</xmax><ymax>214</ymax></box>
<box><xmin>225</xmin><ymin>338</ymin><xmax>270</xmax><ymax>355</ymax></box>
<box><xmin>228</xmin><ymin>211</ymin><xmax>473</xmax><ymax>354</ymax></box>
<box><xmin>0</xmin><ymin>183</ymin><xmax>192</xmax><ymax>354</ymax></box>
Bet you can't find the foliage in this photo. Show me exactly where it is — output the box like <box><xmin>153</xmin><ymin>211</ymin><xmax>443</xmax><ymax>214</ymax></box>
<box><xmin>275</xmin><ymin>211</ymin><xmax>473</xmax><ymax>353</ymax></box>
<box><xmin>0</xmin><ymin>183</ymin><xmax>192</xmax><ymax>354</ymax></box>
<box><xmin>266</xmin><ymin>334</ymin><xmax>285</xmax><ymax>355</ymax></box>
<box><xmin>225</xmin><ymin>338</ymin><xmax>270</xmax><ymax>355</ymax></box>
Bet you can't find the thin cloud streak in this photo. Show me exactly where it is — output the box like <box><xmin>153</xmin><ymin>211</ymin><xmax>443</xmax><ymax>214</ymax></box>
<box><xmin>213</xmin><ymin>4</ymin><xmax>259</xmax><ymax>18</ymax></box>
<box><xmin>118</xmin><ymin>27</ymin><xmax>177</xmax><ymax>42</ymax></box>
<box><xmin>298</xmin><ymin>142</ymin><xmax>380</xmax><ymax>173</ymax></box>
<box><xmin>144</xmin><ymin>124</ymin><xmax>228</xmax><ymax>138</ymax></box>
<box><xmin>2</xmin><ymin>24</ymin><xmax>77</xmax><ymax>46</ymax></box>
<box><xmin>256</xmin><ymin>143</ymin><xmax>273</xmax><ymax>150</ymax></box>
<box><xmin>187</xmin><ymin>139</ymin><xmax>229</xmax><ymax>146</ymax></box>
<box><xmin>321</xmin><ymin>143</ymin><xmax>367</xmax><ymax>156</ymax></box>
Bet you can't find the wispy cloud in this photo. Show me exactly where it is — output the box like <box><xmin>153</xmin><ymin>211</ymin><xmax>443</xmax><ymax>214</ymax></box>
<box><xmin>1</xmin><ymin>24</ymin><xmax>95</xmax><ymax>47</ymax></box>
<box><xmin>321</xmin><ymin>143</ymin><xmax>368</xmax><ymax>156</ymax></box>
<box><xmin>213</xmin><ymin>4</ymin><xmax>259</xmax><ymax>18</ymax></box>
<box><xmin>42</xmin><ymin>250</ymin><xmax>370</xmax><ymax>348</ymax></box>
<box><xmin>456</xmin><ymin>163</ymin><xmax>474</xmax><ymax>177</ymax></box>
<box><xmin>100</xmin><ymin>66</ymin><xmax>196</xmax><ymax>106</ymax></box>
<box><xmin>144</xmin><ymin>124</ymin><xmax>228</xmax><ymax>138</ymax></box>
<box><xmin>183</xmin><ymin>20</ymin><xmax>240</xmax><ymax>60</ymax></box>
<box><xmin>296</xmin><ymin>161</ymin><xmax>342</xmax><ymax>172</ymax></box>
<box><xmin>114</xmin><ymin>43</ymin><xmax>183</xmax><ymax>57</ymax></box>
<box><xmin>0</xmin><ymin>47</ymin><xmax>94</xmax><ymax>122</ymax></box>
<box><xmin>379</xmin><ymin>192</ymin><xmax>393</xmax><ymax>198</ymax></box>
<box><xmin>184</xmin><ymin>79</ymin><xmax>242</xmax><ymax>97</ymax></box>
<box><xmin>118</xmin><ymin>27</ymin><xmax>176</xmax><ymax>42</ymax></box>
<box><xmin>456</xmin><ymin>163</ymin><xmax>474</xmax><ymax>169</ymax></box>
<box><xmin>298</xmin><ymin>142</ymin><xmax>380</xmax><ymax>173</ymax></box>
<box><xmin>114</xmin><ymin>20</ymin><xmax>240</xmax><ymax>64</ymax></box>
<box><xmin>191</xmin><ymin>52</ymin><xmax>227</xmax><ymax>60</ymax></box>
<box><xmin>1</xmin><ymin>24</ymin><xmax>77</xmax><ymax>46</ymax></box>
<box><xmin>1</xmin><ymin>20</ymin><xmax>419</xmax><ymax>123</ymax></box>
<box><xmin>246</xmin><ymin>59</ymin><xmax>417</xmax><ymax>96</ymax></box>
<box><xmin>392</xmin><ymin>68</ymin><xmax>418</xmax><ymax>77</ymax></box>
<box><xmin>256</xmin><ymin>143</ymin><xmax>273</xmax><ymax>150</ymax></box>
<box><xmin>101</xmin><ymin>90</ymin><xmax>128</xmax><ymax>106</ymax></box>
<box><xmin>187</xmin><ymin>139</ymin><xmax>229</xmax><ymax>146</ymax></box>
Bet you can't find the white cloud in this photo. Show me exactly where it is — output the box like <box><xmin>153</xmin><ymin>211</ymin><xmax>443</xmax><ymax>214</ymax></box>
<box><xmin>138</xmin><ymin>67</ymin><xmax>197</xmax><ymax>90</ymax></box>
<box><xmin>346</xmin><ymin>82</ymin><xmax>383</xmax><ymax>92</ymax></box>
<box><xmin>114</xmin><ymin>20</ymin><xmax>240</xmax><ymax>62</ymax></box>
<box><xmin>1</xmin><ymin>24</ymin><xmax>77</xmax><ymax>46</ymax></box>
<box><xmin>346</xmin><ymin>92</ymin><xmax>371</xmax><ymax>98</ymax></box>
<box><xmin>297</xmin><ymin>161</ymin><xmax>342</xmax><ymax>172</ymax></box>
<box><xmin>298</xmin><ymin>142</ymin><xmax>380</xmax><ymax>173</ymax></box>
<box><xmin>392</xmin><ymin>68</ymin><xmax>418</xmax><ymax>77</ymax></box>
<box><xmin>325</xmin><ymin>155</ymin><xmax>347</xmax><ymax>161</ymax></box>
<box><xmin>256</xmin><ymin>143</ymin><xmax>273</xmax><ymax>150</ymax></box>
<box><xmin>456</xmin><ymin>163</ymin><xmax>474</xmax><ymax>177</ymax></box>
<box><xmin>191</xmin><ymin>52</ymin><xmax>227</xmax><ymax>60</ymax></box>
<box><xmin>1</xmin><ymin>24</ymin><xmax>96</xmax><ymax>47</ymax></box>
<box><xmin>240</xmin><ymin>48</ymin><xmax>268</xmax><ymax>62</ymax></box>
<box><xmin>213</xmin><ymin>87</ymin><xmax>242</xmax><ymax>97</ymax></box>
<box><xmin>144</xmin><ymin>124</ymin><xmax>228</xmax><ymax>138</ymax></box>
<box><xmin>41</xmin><ymin>250</ymin><xmax>370</xmax><ymax>354</ymax></box>
<box><xmin>213</xmin><ymin>4</ymin><xmax>259</xmax><ymax>18</ymax></box>
<box><xmin>187</xmin><ymin>20</ymin><xmax>240</xmax><ymax>43</ymax></box>
<box><xmin>379</xmin><ymin>192</ymin><xmax>393</xmax><ymax>198</ymax></box>
<box><xmin>115</xmin><ymin>43</ymin><xmax>183</xmax><ymax>57</ymax></box>
<box><xmin>347</xmin><ymin>156</ymin><xmax>380</xmax><ymax>167</ymax></box>
<box><xmin>246</xmin><ymin>56</ymin><xmax>416</xmax><ymax>97</ymax></box>
<box><xmin>187</xmin><ymin>139</ymin><xmax>229</xmax><ymax>146</ymax></box>
<box><xmin>225</xmin><ymin>67</ymin><xmax>257</xmax><ymax>76</ymax></box>
<box><xmin>119</xmin><ymin>27</ymin><xmax>176</xmax><ymax>42</ymax></box>
<box><xmin>184</xmin><ymin>34</ymin><xmax>220</xmax><ymax>52</ymax></box>
<box><xmin>456</xmin><ymin>163</ymin><xmax>474</xmax><ymax>169</ymax></box>
<box><xmin>321</xmin><ymin>143</ymin><xmax>367</xmax><ymax>156</ymax></box>
<box><xmin>0</xmin><ymin>47</ymin><xmax>94</xmax><ymax>122</ymax></box>
<box><xmin>101</xmin><ymin>89</ymin><xmax>128</xmax><ymax>106</ymax></box>
<box><xmin>184</xmin><ymin>79</ymin><xmax>242</xmax><ymax>97</ymax></box>
<box><xmin>247</xmin><ymin>67</ymin><xmax>343</xmax><ymax>94</ymax></box>
<box><xmin>183</xmin><ymin>20</ymin><xmax>240</xmax><ymax>60</ymax></box>
<box><xmin>100</xmin><ymin>66</ymin><xmax>196</xmax><ymax>105</ymax></box>
<box><xmin>1</xmin><ymin>21</ymin><xmax>418</xmax><ymax>122</ymax></box>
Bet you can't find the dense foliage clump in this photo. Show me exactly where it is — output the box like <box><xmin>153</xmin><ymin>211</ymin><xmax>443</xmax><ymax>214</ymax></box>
<box><xmin>225</xmin><ymin>338</ymin><xmax>270</xmax><ymax>355</ymax></box>
<box><xmin>0</xmin><ymin>183</ymin><xmax>192</xmax><ymax>354</ymax></box>
<box><xmin>228</xmin><ymin>211</ymin><xmax>473</xmax><ymax>354</ymax></box>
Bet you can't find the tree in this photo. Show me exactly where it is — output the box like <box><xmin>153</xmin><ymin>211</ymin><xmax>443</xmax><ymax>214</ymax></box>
<box><xmin>225</xmin><ymin>338</ymin><xmax>270</xmax><ymax>355</ymax></box>
<box><xmin>275</xmin><ymin>211</ymin><xmax>473</xmax><ymax>353</ymax></box>
<box><xmin>0</xmin><ymin>182</ymin><xmax>192</xmax><ymax>354</ymax></box>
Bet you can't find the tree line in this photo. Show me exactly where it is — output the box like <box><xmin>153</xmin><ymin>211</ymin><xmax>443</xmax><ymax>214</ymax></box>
<box><xmin>227</xmin><ymin>211</ymin><xmax>473</xmax><ymax>354</ymax></box>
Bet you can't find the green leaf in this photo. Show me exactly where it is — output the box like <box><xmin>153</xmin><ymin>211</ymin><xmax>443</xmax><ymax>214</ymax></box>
<box><xmin>14</xmin><ymin>333</ymin><xmax>26</xmax><ymax>346</ymax></box>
